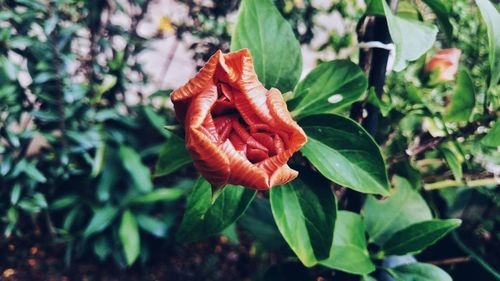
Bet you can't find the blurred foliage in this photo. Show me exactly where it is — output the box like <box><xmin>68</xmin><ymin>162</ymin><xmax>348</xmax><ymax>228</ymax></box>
<box><xmin>0</xmin><ymin>0</ymin><xmax>187</xmax><ymax>267</ymax></box>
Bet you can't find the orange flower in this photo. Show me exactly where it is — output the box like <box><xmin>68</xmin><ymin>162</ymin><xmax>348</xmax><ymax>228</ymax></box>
<box><xmin>171</xmin><ymin>49</ymin><xmax>307</xmax><ymax>190</ymax></box>
<box><xmin>426</xmin><ymin>48</ymin><xmax>461</xmax><ymax>82</ymax></box>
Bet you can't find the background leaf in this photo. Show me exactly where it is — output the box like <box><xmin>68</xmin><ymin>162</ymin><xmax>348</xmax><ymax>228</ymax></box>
<box><xmin>388</xmin><ymin>262</ymin><xmax>452</xmax><ymax>281</ymax></box>
<box><xmin>475</xmin><ymin>0</ymin><xmax>500</xmax><ymax>88</ymax></box>
<box><xmin>289</xmin><ymin>60</ymin><xmax>367</xmax><ymax>118</ymax></box>
<box><xmin>176</xmin><ymin>178</ymin><xmax>256</xmax><ymax>243</ymax></box>
<box><xmin>445</xmin><ymin>69</ymin><xmax>475</xmax><ymax>122</ymax></box>
<box><xmin>381</xmin><ymin>0</ymin><xmax>438</xmax><ymax>71</ymax></box>
<box><xmin>481</xmin><ymin>118</ymin><xmax>500</xmax><ymax>147</ymax></box>
<box><xmin>154</xmin><ymin>135</ymin><xmax>192</xmax><ymax>177</ymax></box>
<box><xmin>363</xmin><ymin>176</ymin><xmax>433</xmax><ymax>245</ymax></box>
<box><xmin>231</xmin><ymin>0</ymin><xmax>302</xmax><ymax>92</ymax></box>
<box><xmin>422</xmin><ymin>0</ymin><xmax>453</xmax><ymax>41</ymax></box>
<box><xmin>320</xmin><ymin>211</ymin><xmax>375</xmax><ymax>275</ymax></box>
<box><xmin>119</xmin><ymin>145</ymin><xmax>153</xmax><ymax>193</ymax></box>
<box><xmin>299</xmin><ymin>114</ymin><xmax>390</xmax><ymax>195</ymax></box>
<box><xmin>119</xmin><ymin>210</ymin><xmax>140</xmax><ymax>265</ymax></box>
<box><xmin>83</xmin><ymin>206</ymin><xmax>119</xmax><ymax>238</ymax></box>
<box><xmin>382</xmin><ymin>219</ymin><xmax>461</xmax><ymax>256</ymax></box>
<box><xmin>270</xmin><ymin>178</ymin><xmax>336</xmax><ymax>267</ymax></box>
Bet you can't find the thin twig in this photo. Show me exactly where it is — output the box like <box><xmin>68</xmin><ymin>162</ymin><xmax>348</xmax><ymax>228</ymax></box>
<box><xmin>427</xmin><ymin>256</ymin><xmax>471</xmax><ymax>265</ymax></box>
<box><xmin>424</xmin><ymin>177</ymin><xmax>500</xmax><ymax>191</ymax></box>
<box><xmin>157</xmin><ymin>38</ymin><xmax>180</xmax><ymax>89</ymax></box>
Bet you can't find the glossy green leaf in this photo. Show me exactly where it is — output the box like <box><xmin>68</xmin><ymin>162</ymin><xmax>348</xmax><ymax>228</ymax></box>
<box><xmin>422</xmin><ymin>0</ymin><xmax>453</xmax><ymax>41</ymax></box>
<box><xmin>475</xmin><ymin>0</ymin><xmax>500</xmax><ymax>88</ymax></box>
<box><xmin>154</xmin><ymin>134</ymin><xmax>192</xmax><ymax>177</ymax></box>
<box><xmin>119</xmin><ymin>210</ymin><xmax>140</xmax><ymax>266</ymax></box>
<box><xmin>289</xmin><ymin>60</ymin><xmax>367</xmax><ymax>118</ymax></box>
<box><xmin>176</xmin><ymin>178</ymin><xmax>256</xmax><ymax>243</ymax></box>
<box><xmin>130</xmin><ymin>187</ymin><xmax>187</xmax><ymax>204</ymax></box>
<box><xmin>380</xmin><ymin>0</ymin><xmax>438</xmax><ymax>71</ymax></box>
<box><xmin>119</xmin><ymin>145</ymin><xmax>152</xmax><ymax>192</ymax></box>
<box><xmin>363</xmin><ymin>176</ymin><xmax>433</xmax><ymax>245</ymax></box>
<box><xmin>270</xmin><ymin>178</ymin><xmax>337</xmax><ymax>267</ymax></box>
<box><xmin>83</xmin><ymin>206</ymin><xmax>119</xmax><ymax>237</ymax></box>
<box><xmin>388</xmin><ymin>263</ymin><xmax>452</xmax><ymax>281</ymax></box>
<box><xmin>482</xmin><ymin>118</ymin><xmax>500</xmax><ymax>147</ymax></box>
<box><xmin>382</xmin><ymin>219</ymin><xmax>461</xmax><ymax>256</ymax></box>
<box><xmin>231</xmin><ymin>0</ymin><xmax>302</xmax><ymax>92</ymax></box>
<box><xmin>446</xmin><ymin>69</ymin><xmax>475</xmax><ymax>122</ymax></box>
<box><xmin>320</xmin><ymin>211</ymin><xmax>375</xmax><ymax>275</ymax></box>
<box><xmin>299</xmin><ymin>114</ymin><xmax>390</xmax><ymax>195</ymax></box>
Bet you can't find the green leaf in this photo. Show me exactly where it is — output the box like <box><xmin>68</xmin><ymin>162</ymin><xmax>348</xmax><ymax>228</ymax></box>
<box><xmin>119</xmin><ymin>145</ymin><xmax>153</xmax><ymax>193</ymax></box>
<box><xmin>176</xmin><ymin>178</ymin><xmax>256</xmax><ymax>243</ymax></box>
<box><xmin>83</xmin><ymin>206</ymin><xmax>119</xmax><ymax>237</ymax></box>
<box><xmin>231</xmin><ymin>0</ymin><xmax>302</xmax><ymax>92</ymax></box>
<box><xmin>422</xmin><ymin>0</ymin><xmax>453</xmax><ymax>41</ymax></box>
<box><xmin>94</xmin><ymin>236</ymin><xmax>111</xmax><ymax>261</ymax></box>
<box><xmin>289</xmin><ymin>60</ymin><xmax>367</xmax><ymax>118</ymax></box>
<box><xmin>382</xmin><ymin>219</ymin><xmax>461</xmax><ymax>256</ymax></box>
<box><xmin>388</xmin><ymin>263</ymin><xmax>452</xmax><ymax>281</ymax></box>
<box><xmin>380</xmin><ymin>0</ymin><xmax>438</xmax><ymax>71</ymax></box>
<box><xmin>299</xmin><ymin>114</ymin><xmax>390</xmax><ymax>195</ymax></box>
<box><xmin>136</xmin><ymin>213</ymin><xmax>173</xmax><ymax>238</ymax></box>
<box><xmin>320</xmin><ymin>211</ymin><xmax>375</xmax><ymax>275</ymax></box>
<box><xmin>363</xmin><ymin>176</ymin><xmax>433</xmax><ymax>245</ymax></box>
<box><xmin>445</xmin><ymin>69</ymin><xmax>475</xmax><ymax>122</ymax></box>
<box><xmin>366</xmin><ymin>87</ymin><xmax>392</xmax><ymax>117</ymax></box>
<box><xmin>475</xmin><ymin>0</ymin><xmax>500</xmax><ymax>88</ymax></box>
<box><xmin>270</xmin><ymin>178</ymin><xmax>337</xmax><ymax>267</ymax></box>
<box><xmin>119</xmin><ymin>210</ymin><xmax>140</xmax><ymax>266</ymax></box>
<box><xmin>130</xmin><ymin>187</ymin><xmax>187</xmax><ymax>204</ymax></box>
<box><xmin>154</xmin><ymin>135</ymin><xmax>192</xmax><ymax>177</ymax></box>
<box><xmin>482</xmin><ymin>118</ymin><xmax>500</xmax><ymax>147</ymax></box>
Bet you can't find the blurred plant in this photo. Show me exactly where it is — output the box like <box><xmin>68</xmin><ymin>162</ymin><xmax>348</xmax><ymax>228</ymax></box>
<box><xmin>0</xmin><ymin>0</ymin><xmax>188</xmax><ymax>267</ymax></box>
<box><xmin>173</xmin><ymin>0</ymin><xmax>318</xmax><ymax>67</ymax></box>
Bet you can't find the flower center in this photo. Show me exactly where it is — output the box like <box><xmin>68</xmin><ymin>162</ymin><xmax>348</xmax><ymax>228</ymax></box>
<box><xmin>207</xmin><ymin>82</ymin><xmax>287</xmax><ymax>164</ymax></box>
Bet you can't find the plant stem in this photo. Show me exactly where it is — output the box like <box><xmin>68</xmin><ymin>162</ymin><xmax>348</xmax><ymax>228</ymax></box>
<box><xmin>343</xmin><ymin>0</ymin><xmax>398</xmax><ymax>212</ymax></box>
<box><xmin>424</xmin><ymin>177</ymin><xmax>499</xmax><ymax>190</ymax></box>
<box><xmin>427</xmin><ymin>256</ymin><xmax>471</xmax><ymax>265</ymax></box>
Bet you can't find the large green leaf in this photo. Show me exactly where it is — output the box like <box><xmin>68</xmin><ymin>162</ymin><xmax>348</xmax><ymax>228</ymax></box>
<box><xmin>382</xmin><ymin>219</ymin><xmax>461</xmax><ymax>256</ymax></box>
<box><xmin>176</xmin><ymin>178</ymin><xmax>256</xmax><ymax>243</ymax></box>
<box><xmin>231</xmin><ymin>0</ymin><xmax>302</xmax><ymax>92</ymax></box>
<box><xmin>363</xmin><ymin>176</ymin><xmax>433</xmax><ymax>245</ymax></box>
<box><xmin>289</xmin><ymin>60</ymin><xmax>367</xmax><ymax>118</ymax></box>
<box><xmin>475</xmin><ymin>0</ymin><xmax>500</xmax><ymax>88</ymax></box>
<box><xmin>154</xmin><ymin>134</ymin><xmax>192</xmax><ymax>177</ymax></box>
<box><xmin>119</xmin><ymin>145</ymin><xmax>152</xmax><ymax>192</ymax></box>
<box><xmin>388</xmin><ymin>263</ymin><xmax>452</xmax><ymax>281</ymax></box>
<box><xmin>446</xmin><ymin>69</ymin><xmax>475</xmax><ymax>122</ymax></box>
<box><xmin>320</xmin><ymin>211</ymin><xmax>375</xmax><ymax>275</ymax></box>
<box><xmin>270</xmin><ymin>178</ymin><xmax>337</xmax><ymax>267</ymax></box>
<box><xmin>380</xmin><ymin>0</ymin><xmax>438</xmax><ymax>71</ymax></box>
<box><xmin>422</xmin><ymin>0</ymin><xmax>453</xmax><ymax>41</ymax></box>
<box><xmin>299</xmin><ymin>114</ymin><xmax>390</xmax><ymax>195</ymax></box>
<box><xmin>119</xmin><ymin>210</ymin><xmax>140</xmax><ymax>266</ymax></box>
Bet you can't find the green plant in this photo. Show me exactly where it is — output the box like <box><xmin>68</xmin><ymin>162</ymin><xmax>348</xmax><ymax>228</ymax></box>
<box><xmin>157</xmin><ymin>0</ymin><xmax>500</xmax><ymax>280</ymax></box>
